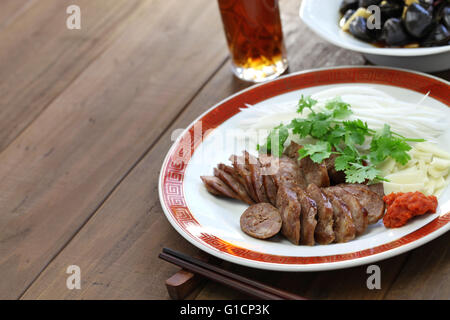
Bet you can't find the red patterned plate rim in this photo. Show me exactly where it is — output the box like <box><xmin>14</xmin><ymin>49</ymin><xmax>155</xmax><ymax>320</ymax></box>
<box><xmin>159</xmin><ymin>66</ymin><xmax>450</xmax><ymax>271</ymax></box>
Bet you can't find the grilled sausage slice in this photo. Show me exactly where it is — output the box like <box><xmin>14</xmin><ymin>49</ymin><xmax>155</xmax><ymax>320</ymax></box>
<box><xmin>300</xmin><ymin>156</ymin><xmax>330</xmax><ymax>188</ymax></box>
<box><xmin>271</xmin><ymin>156</ymin><xmax>307</xmax><ymax>189</ymax></box>
<box><xmin>230</xmin><ymin>155</ymin><xmax>258</xmax><ymax>202</ymax></box>
<box><xmin>338</xmin><ymin>184</ymin><xmax>386</xmax><ymax>224</ymax></box>
<box><xmin>245</xmin><ymin>151</ymin><xmax>270</xmax><ymax>203</ymax></box>
<box><xmin>276</xmin><ymin>183</ymin><xmax>302</xmax><ymax>245</ymax></box>
<box><xmin>284</xmin><ymin>141</ymin><xmax>329</xmax><ymax>187</ymax></box>
<box><xmin>202</xmin><ymin>179</ymin><xmax>223</xmax><ymax>197</ymax></box>
<box><xmin>258</xmin><ymin>153</ymin><xmax>280</xmax><ymax>206</ymax></box>
<box><xmin>368</xmin><ymin>183</ymin><xmax>385</xmax><ymax>197</ymax></box>
<box><xmin>214</xmin><ymin>166</ymin><xmax>254</xmax><ymax>205</ymax></box>
<box><xmin>306</xmin><ymin>184</ymin><xmax>335</xmax><ymax>244</ymax></box>
<box><xmin>220</xmin><ymin>163</ymin><xmax>248</xmax><ymax>192</ymax></box>
<box><xmin>263</xmin><ymin>175</ymin><xmax>278</xmax><ymax>206</ymax></box>
<box><xmin>200</xmin><ymin>176</ymin><xmax>240</xmax><ymax>200</ymax></box>
<box><xmin>324</xmin><ymin>152</ymin><xmax>347</xmax><ymax>185</ymax></box>
<box><xmin>258</xmin><ymin>153</ymin><xmax>279</xmax><ymax>175</ymax></box>
<box><xmin>240</xmin><ymin>203</ymin><xmax>282</xmax><ymax>239</ymax></box>
<box><xmin>322</xmin><ymin>189</ymin><xmax>356</xmax><ymax>243</ymax></box>
<box><xmin>283</xmin><ymin>141</ymin><xmax>302</xmax><ymax>158</ymax></box>
<box><xmin>324</xmin><ymin>186</ymin><xmax>368</xmax><ymax>236</ymax></box>
<box><xmin>294</xmin><ymin>186</ymin><xmax>318</xmax><ymax>246</ymax></box>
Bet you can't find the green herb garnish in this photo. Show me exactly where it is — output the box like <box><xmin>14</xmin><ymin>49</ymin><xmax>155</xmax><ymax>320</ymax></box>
<box><xmin>259</xmin><ymin>95</ymin><xmax>425</xmax><ymax>183</ymax></box>
<box><xmin>257</xmin><ymin>124</ymin><xmax>289</xmax><ymax>157</ymax></box>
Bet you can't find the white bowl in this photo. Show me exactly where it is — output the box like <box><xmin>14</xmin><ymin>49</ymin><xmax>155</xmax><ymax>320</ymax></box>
<box><xmin>299</xmin><ymin>0</ymin><xmax>450</xmax><ymax>72</ymax></box>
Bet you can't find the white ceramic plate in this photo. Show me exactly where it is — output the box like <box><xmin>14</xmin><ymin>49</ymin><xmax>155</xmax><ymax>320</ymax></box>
<box><xmin>159</xmin><ymin>66</ymin><xmax>450</xmax><ymax>271</ymax></box>
<box><xmin>299</xmin><ymin>0</ymin><xmax>450</xmax><ymax>72</ymax></box>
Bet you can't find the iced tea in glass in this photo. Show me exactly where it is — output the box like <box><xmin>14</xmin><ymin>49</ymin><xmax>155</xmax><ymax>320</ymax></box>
<box><xmin>218</xmin><ymin>0</ymin><xmax>288</xmax><ymax>83</ymax></box>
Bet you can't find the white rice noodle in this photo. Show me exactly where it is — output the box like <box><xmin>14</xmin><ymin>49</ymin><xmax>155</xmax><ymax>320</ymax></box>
<box><xmin>238</xmin><ymin>86</ymin><xmax>450</xmax><ymax>143</ymax></box>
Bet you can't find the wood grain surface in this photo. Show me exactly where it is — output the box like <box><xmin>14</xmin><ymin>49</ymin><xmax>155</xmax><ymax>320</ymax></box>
<box><xmin>0</xmin><ymin>0</ymin><xmax>148</xmax><ymax>152</ymax></box>
<box><xmin>0</xmin><ymin>0</ymin><xmax>227</xmax><ymax>299</ymax></box>
<box><xmin>0</xmin><ymin>0</ymin><xmax>34</xmax><ymax>30</ymax></box>
<box><xmin>0</xmin><ymin>0</ymin><xmax>448</xmax><ymax>300</ymax></box>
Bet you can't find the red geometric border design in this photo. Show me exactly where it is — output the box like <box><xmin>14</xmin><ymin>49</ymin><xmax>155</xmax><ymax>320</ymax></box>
<box><xmin>161</xmin><ymin>67</ymin><xmax>450</xmax><ymax>265</ymax></box>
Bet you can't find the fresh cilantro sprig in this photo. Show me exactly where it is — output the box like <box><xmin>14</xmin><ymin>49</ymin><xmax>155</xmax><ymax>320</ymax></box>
<box><xmin>324</xmin><ymin>97</ymin><xmax>353</xmax><ymax>119</ymax></box>
<box><xmin>369</xmin><ymin>124</ymin><xmax>424</xmax><ymax>166</ymax></box>
<box><xmin>257</xmin><ymin>124</ymin><xmax>289</xmax><ymax>157</ymax></box>
<box><xmin>297</xmin><ymin>141</ymin><xmax>333</xmax><ymax>163</ymax></box>
<box><xmin>258</xmin><ymin>95</ymin><xmax>425</xmax><ymax>184</ymax></box>
<box><xmin>297</xmin><ymin>95</ymin><xmax>318</xmax><ymax>113</ymax></box>
<box><xmin>333</xmin><ymin>145</ymin><xmax>386</xmax><ymax>183</ymax></box>
<box><xmin>344</xmin><ymin>163</ymin><xmax>386</xmax><ymax>184</ymax></box>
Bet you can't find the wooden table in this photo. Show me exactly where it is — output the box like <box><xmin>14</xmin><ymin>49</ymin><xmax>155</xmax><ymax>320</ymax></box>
<box><xmin>1</xmin><ymin>0</ymin><xmax>448</xmax><ymax>300</ymax></box>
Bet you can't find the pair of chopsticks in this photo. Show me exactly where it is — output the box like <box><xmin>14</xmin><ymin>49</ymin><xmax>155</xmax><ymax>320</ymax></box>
<box><xmin>159</xmin><ymin>247</ymin><xmax>307</xmax><ymax>300</ymax></box>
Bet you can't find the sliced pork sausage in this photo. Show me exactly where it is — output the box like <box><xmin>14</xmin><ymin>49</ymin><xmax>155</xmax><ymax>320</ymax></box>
<box><xmin>294</xmin><ymin>186</ymin><xmax>318</xmax><ymax>246</ymax></box>
<box><xmin>276</xmin><ymin>183</ymin><xmax>302</xmax><ymax>245</ymax></box>
<box><xmin>271</xmin><ymin>156</ymin><xmax>307</xmax><ymax>189</ymax></box>
<box><xmin>220</xmin><ymin>163</ymin><xmax>248</xmax><ymax>192</ymax></box>
<box><xmin>240</xmin><ymin>203</ymin><xmax>282</xmax><ymax>239</ymax></box>
<box><xmin>368</xmin><ymin>183</ymin><xmax>385</xmax><ymax>197</ymax></box>
<box><xmin>245</xmin><ymin>151</ymin><xmax>270</xmax><ymax>203</ymax></box>
<box><xmin>339</xmin><ymin>183</ymin><xmax>386</xmax><ymax>224</ymax></box>
<box><xmin>322</xmin><ymin>189</ymin><xmax>356</xmax><ymax>243</ymax></box>
<box><xmin>258</xmin><ymin>153</ymin><xmax>279</xmax><ymax>176</ymax></box>
<box><xmin>300</xmin><ymin>156</ymin><xmax>330</xmax><ymax>188</ymax></box>
<box><xmin>324</xmin><ymin>152</ymin><xmax>347</xmax><ymax>185</ymax></box>
<box><xmin>263</xmin><ymin>174</ymin><xmax>278</xmax><ymax>206</ymax></box>
<box><xmin>324</xmin><ymin>186</ymin><xmax>368</xmax><ymax>235</ymax></box>
<box><xmin>230</xmin><ymin>154</ymin><xmax>258</xmax><ymax>202</ymax></box>
<box><xmin>257</xmin><ymin>153</ymin><xmax>279</xmax><ymax>206</ymax></box>
<box><xmin>283</xmin><ymin>141</ymin><xmax>302</xmax><ymax>159</ymax></box>
<box><xmin>306</xmin><ymin>184</ymin><xmax>335</xmax><ymax>244</ymax></box>
<box><xmin>284</xmin><ymin>141</ymin><xmax>329</xmax><ymax>188</ymax></box>
<box><xmin>214</xmin><ymin>166</ymin><xmax>254</xmax><ymax>205</ymax></box>
<box><xmin>200</xmin><ymin>176</ymin><xmax>240</xmax><ymax>200</ymax></box>
<box><xmin>202</xmin><ymin>179</ymin><xmax>223</xmax><ymax>197</ymax></box>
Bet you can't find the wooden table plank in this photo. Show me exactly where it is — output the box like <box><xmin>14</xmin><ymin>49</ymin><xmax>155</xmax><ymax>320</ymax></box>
<box><xmin>0</xmin><ymin>0</ymin><xmax>34</xmax><ymax>30</ymax></box>
<box><xmin>0</xmin><ymin>0</ymin><xmax>148</xmax><ymax>152</ymax></box>
<box><xmin>194</xmin><ymin>254</ymin><xmax>410</xmax><ymax>300</ymax></box>
<box><xmin>0</xmin><ymin>0</ymin><xmax>228</xmax><ymax>299</ymax></box>
<box><xmin>19</xmin><ymin>0</ymin><xmax>382</xmax><ymax>300</ymax></box>
<box><xmin>384</xmin><ymin>231</ymin><xmax>450</xmax><ymax>299</ymax></box>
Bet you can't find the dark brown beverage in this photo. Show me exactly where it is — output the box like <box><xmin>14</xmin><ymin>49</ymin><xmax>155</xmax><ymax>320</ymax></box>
<box><xmin>218</xmin><ymin>0</ymin><xmax>288</xmax><ymax>82</ymax></box>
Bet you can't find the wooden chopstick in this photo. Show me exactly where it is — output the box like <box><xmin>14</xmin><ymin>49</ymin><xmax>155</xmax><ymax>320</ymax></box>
<box><xmin>159</xmin><ymin>252</ymin><xmax>282</xmax><ymax>300</ymax></box>
<box><xmin>159</xmin><ymin>247</ymin><xmax>307</xmax><ymax>300</ymax></box>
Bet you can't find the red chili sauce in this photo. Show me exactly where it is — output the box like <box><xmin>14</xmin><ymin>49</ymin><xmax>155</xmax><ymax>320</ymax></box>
<box><xmin>383</xmin><ymin>192</ymin><xmax>438</xmax><ymax>228</ymax></box>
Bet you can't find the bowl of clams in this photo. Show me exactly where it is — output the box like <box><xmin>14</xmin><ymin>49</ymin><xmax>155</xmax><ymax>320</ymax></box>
<box><xmin>300</xmin><ymin>0</ymin><xmax>450</xmax><ymax>72</ymax></box>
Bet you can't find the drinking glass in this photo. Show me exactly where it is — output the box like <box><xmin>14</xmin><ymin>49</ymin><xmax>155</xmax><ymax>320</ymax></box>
<box><xmin>218</xmin><ymin>0</ymin><xmax>288</xmax><ymax>83</ymax></box>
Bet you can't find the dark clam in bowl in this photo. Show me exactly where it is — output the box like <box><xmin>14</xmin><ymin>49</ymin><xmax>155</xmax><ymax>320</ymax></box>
<box><xmin>300</xmin><ymin>0</ymin><xmax>450</xmax><ymax>72</ymax></box>
<box><xmin>340</xmin><ymin>0</ymin><xmax>450</xmax><ymax>48</ymax></box>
